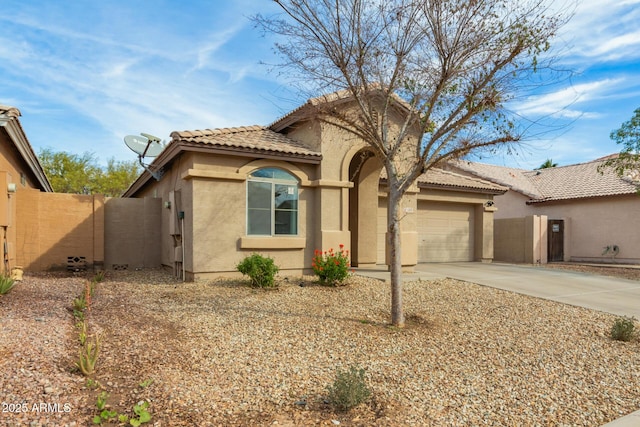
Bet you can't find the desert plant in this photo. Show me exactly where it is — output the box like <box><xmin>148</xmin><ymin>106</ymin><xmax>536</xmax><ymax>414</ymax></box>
<box><xmin>84</xmin><ymin>280</ymin><xmax>92</xmax><ymax>313</ymax></box>
<box><xmin>129</xmin><ymin>401</ymin><xmax>152</xmax><ymax>426</ymax></box>
<box><xmin>326</xmin><ymin>365</ymin><xmax>371</xmax><ymax>411</ymax></box>
<box><xmin>72</xmin><ymin>295</ymin><xmax>87</xmax><ymax>320</ymax></box>
<box><xmin>139</xmin><ymin>378</ymin><xmax>154</xmax><ymax>389</ymax></box>
<box><xmin>76</xmin><ymin>320</ymin><xmax>88</xmax><ymax>345</ymax></box>
<box><xmin>92</xmin><ymin>391</ymin><xmax>117</xmax><ymax>425</ymax></box>
<box><xmin>611</xmin><ymin>316</ymin><xmax>637</xmax><ymax>342</ymax></box>
<box><xmin>77</xmin><ymin>333</ymin><xmax>102</xmax><ymax>376</ymax></box>
<box><xmin>93</xmin><ymin>270</ymin><xmax>106</xmax><ymax>283</ymax></box>
<box><xmin>236</xmin><ymin>253</ymin><xmax>279</xmax><ymax>288</ymax></box>
<box><xmin>0</xmin><ymin>275</ymin><xmax>16</xmax><ymax>295</ymax></box>
<box><xmin>86</xmin><ymin>378</ymin><xmax>100</xmax><ymax>389</ymax></box>
<box><xmin>73</xmin><ymin>295</ymin><xmax>87</xmax><ymax>311</ymax></box>
<box><xmin>312</xmin><ymin>245</ymin><xmax>350</xmax><ymax>286</ymax></box>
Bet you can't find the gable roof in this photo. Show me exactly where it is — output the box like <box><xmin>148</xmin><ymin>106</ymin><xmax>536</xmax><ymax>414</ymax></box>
<box><xmin>0</xmin><ymin>105</ymin><xmax>52</xmax><ymax>192</ymax></box>
<box><xmin>123</xmin><ymin>125</ymin><xmax>322</xmax><ymax>197</ymax></box>
<box><xmin>269</xmin><ymin>87</ymin><xmax>414</xmax><ymax>133</ymax></box>
<box><xmin>452</xmin><ymin>157</ymin><xmax>638</xmax><ymax>203</ymax></box>
<box><xmin>170</xmin><ymin>125</ymin><xmax>321</xmax><ymax>160</ymax></box>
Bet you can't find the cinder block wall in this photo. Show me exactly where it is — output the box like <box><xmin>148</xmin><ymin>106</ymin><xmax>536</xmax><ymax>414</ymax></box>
<box><xmin>104</xmin><ymin>197</ymin><xmax>161</xmax><ymax>270</ymax></box>
<box><xmin>17</xmin><ymin>191</ymin><xmax>98</xmax><ymax>270</ymax></box>
<box><xmin>16</xmin><ymin>191</ymin><xmax>161</xmax><ymax>271</ymax></box>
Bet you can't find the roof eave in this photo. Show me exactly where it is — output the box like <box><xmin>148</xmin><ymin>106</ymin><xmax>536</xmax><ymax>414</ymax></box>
<box><xmin>0</xmin><ymin>112</ymin><xmax>53</xmax><ymax>192</ymax></box>
<box><xmin>123</xmin><ymin>141</ymin><xmax>322</xmax><ymax>198</ymax></box>
<box><xmin>526</xmin><ymin>192</ymin><xmax>639</xmax><ymax>205</ymax></box>
<box><xmin>417</xmin><ymin>182</ymin><xmax>508</xmax><ymax>195</ymax></box>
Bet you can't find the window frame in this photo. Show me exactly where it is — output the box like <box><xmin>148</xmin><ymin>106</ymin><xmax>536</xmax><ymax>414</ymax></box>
<box><xmin>246</xmin><ymin>168</ymin><xmax>299</xmax><ymax>236</ymax></box>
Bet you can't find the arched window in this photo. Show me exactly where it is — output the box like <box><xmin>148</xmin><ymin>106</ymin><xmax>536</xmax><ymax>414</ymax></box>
<box><xmin>247</xmin><ymin>167</ymin><xmax>298</xmax><ymax>235</ymax></box>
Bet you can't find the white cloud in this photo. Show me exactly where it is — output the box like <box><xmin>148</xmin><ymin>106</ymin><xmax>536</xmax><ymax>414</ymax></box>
<box><xmin>589</xmin><ymin>30</ymin><xmax>640</xmax><ymax>60</ymax></box>
<box><xmin>558</xmin><ymin>0</ymin><xmax>640</xmax><ymax>63</ymax></box>
<box><xmin>515</xmin><ymin>79</ymin><xmax>622</xmax><ymax>118</ymax></box>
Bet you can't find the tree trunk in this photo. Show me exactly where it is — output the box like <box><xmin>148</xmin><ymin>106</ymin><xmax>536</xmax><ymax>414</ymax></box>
<box><xmin>388</xmin><ymin>188</ymin><xmax>404</xmax><ymax>327</ymax></box>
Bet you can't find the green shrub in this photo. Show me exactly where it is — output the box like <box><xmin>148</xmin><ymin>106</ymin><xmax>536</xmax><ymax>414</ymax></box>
<box><xmin>312</xmin><ymin>245</ymin><xmax>350</xmax><ymax>286</ymax></box>
<box><xmin>611</xmin><ymin>316</ymin><xmax>637</xmax><ymax>342</ymax></box>
<box><xmin>0</xmin><ymin>275</ymin><xmax>16</xmax><ymax>295</ymax></box>
<box><xmin>236</xmin><ymin>253</ymin><xmax>279</xmax><ymax>288</ymax></box>
<box><xmin>326</xmin><ymin>365</ymin><xmax>371</xmax><ymax>411</ymax></box>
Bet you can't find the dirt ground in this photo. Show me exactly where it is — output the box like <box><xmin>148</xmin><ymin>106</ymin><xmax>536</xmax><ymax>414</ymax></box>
<box><xmin>1</xmin><ymin>265</ymin><xmax>639</xmax><ymax>426</ymax></box>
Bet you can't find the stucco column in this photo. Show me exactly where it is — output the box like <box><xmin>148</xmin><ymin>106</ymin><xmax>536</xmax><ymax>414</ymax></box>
<box><xmin>355</xmin><ymin>158</ymin><xmax>380</xmax><ymax>268</ymax></box>
<box><xmin>316</xmin><ymin>185</ymin><xmax>351</xmax><ymax>252</ymax></box>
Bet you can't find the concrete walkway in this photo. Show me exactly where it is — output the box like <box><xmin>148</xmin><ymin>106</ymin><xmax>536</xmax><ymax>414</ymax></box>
<box><xmin>355</xmin><ymin>262</ymin><xmax>640</xmax><ymax>426</ymax></box>
<box><xmin>355</xmin><ymin>262</ymin><xmax>640</xmax><ymax>318</ymax></box>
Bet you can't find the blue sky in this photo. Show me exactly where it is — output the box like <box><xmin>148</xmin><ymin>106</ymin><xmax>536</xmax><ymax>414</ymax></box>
<box><xmin>1</xmin><ymin>0</ymin><xmax>639</xmax><ymax>170</ymax></box>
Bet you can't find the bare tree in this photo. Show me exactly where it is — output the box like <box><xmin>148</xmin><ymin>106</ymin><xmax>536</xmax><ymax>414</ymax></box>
<box><xmin>255</xmin><ymin>0</ymin><xmax>571</xmax><ymax>326</ymax></box>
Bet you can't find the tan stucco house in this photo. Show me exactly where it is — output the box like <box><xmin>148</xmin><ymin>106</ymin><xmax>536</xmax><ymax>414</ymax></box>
<box><xmin>450</xmin><ymin>157</ymin><xmax>640</xmax><ymax>264</ymax></box>
<box><xmin>0</xmin><ymin>105</ymin><xmax>53</xmax><ymax>273</ymax></box>
<box><xmin>124</xmin><ymin>94</ymin><xmax>506</xmax><ymax>280</ymax></box>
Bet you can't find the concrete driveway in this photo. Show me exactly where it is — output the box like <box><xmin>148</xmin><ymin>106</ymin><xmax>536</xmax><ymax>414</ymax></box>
<box><xmin>356</xmin><ymin>262</ymin><xmax>640</xmax><ymax>319</ymax></box>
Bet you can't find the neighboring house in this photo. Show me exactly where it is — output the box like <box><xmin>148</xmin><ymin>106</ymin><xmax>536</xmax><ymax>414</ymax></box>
<box><xmin>0</xmin><ymin>105</ymin><xmax>53</xmax><ymax>273</ymax></box>
<box><xmin>124</xmin><ymin>94</ymin><xmax>507</xmax><ymax>280</ymax></box>
<box><xmin>450</xmin><ymin>157</ymin><xmax>640</xmax><ymax>264</ymax></box>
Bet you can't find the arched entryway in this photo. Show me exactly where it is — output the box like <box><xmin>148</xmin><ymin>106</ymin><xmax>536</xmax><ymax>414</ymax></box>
<box><xmin>348</xmin><ymin>149</ymin><xmax>383</xmax><ymax>268</ymax></box>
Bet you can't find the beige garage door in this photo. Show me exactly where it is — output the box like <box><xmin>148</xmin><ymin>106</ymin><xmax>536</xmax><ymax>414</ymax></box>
<box><xmin>417</xmin><ymin>201</ymin><xmax>474</xmax><ymax>262</ymax></box>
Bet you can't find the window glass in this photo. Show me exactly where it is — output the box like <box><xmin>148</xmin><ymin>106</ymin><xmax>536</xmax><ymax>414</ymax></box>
<box><xmin>248</xmin><ymin>181</ymin><xmax>271</xmax><ymax>209</ymax></box>
<box><xmin>250</xmin><ymin>167</ymin><xmax>297</xmax><ymax>181</ymax></box>
<box><xmin>248</xmin><ymin>209</ymin><xmax>271</xmax><ymax>235</ymax></box>
<box><xmin>275</xmin><ymin>184</ymin><xmax>298</xmax><ymax>235</ymax></box>
<box><xmin>247</xmin><ymin>168</ymin><xmax>299</xmax><ymax>236</ymax></box>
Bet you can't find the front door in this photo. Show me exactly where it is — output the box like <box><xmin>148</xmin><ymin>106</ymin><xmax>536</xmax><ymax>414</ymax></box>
<box><xmin>548</xmin><ymin>219</ymin><xmax>564</xmax><ymax>262</ymax></box>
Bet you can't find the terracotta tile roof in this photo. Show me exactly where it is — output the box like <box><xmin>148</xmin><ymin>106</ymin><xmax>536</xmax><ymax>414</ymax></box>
<box><xmin>452</xmin><ymin>157</ymin><xmax>638</xmax><ymax>203</ymax></box>
<box><xmin>452</xmin><ymin>160</ymin><xmax>542</xmax><ymax>198</ymax></box>
<box><xmin>417</xmin><ymin>168</ymin><xmax>508</xmax><ymax>193</ymax></box>
<box><xmin>381</xmin><ymin>167</ymin><xmax>507</xmax><ymax>194</ymax></box>
<box><xmin>170</xmin><ymin>125</ymin><xmax>321</xmax><ymax>159</ymax></box>
<box><xmin>523</xmin><ymin>160</ymin><xmax>637</xmax><ymax>203</ymax></box>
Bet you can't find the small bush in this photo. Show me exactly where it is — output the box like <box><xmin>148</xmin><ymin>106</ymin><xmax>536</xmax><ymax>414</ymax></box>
<box><xmin>236</xmin><ymin>253</ymin><xmax>279</xmax><ymax>288</ymax></box>
<box><xmin>327</xmin><ymin>365</ymin><xmax>371</xmax><ymax>411</ymax></box>
<box><xmin>0</xmin><ymin>275</ymin><xmax>16</xmax><ymax>295</ymax></box>
<box><xmin>611</xmin><ymin>316</ymin><xmax>637</xmax><ymax>342</ymax></box>
<box><xmin>312</xmin><ymin>245</ymin><xmax>350</xmax><ymax>286</ymax></box>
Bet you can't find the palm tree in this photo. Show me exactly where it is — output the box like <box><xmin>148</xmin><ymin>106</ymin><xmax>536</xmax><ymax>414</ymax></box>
<box><xmin>536</xmin><ymin>159</ymin><xmax>558</xmax><ymax>169</ymax></box>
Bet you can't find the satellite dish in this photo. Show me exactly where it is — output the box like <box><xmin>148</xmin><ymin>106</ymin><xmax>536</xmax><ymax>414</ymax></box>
<box><xmin>124</xmin><ymin>134</ymin><xmax>164</xmax><ymax>158</ymax></box>
<box><xmin>124</xmin><ymin>133</ymin><xmax>166</xmax><ymax>181</ymax></box>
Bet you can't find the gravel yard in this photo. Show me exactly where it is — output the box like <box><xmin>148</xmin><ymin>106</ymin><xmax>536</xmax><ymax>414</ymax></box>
<box><xmin>1</xmin><ymin>267</ymin><xmax>639</xmax><ymax>426</ymax></box>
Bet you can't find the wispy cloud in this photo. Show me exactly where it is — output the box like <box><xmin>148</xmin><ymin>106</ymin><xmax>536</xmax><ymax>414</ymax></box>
<box><xmin>1</xmin><ymin>0</ymin><xmax>638</xmax><ymax>170</ymax></box>
<box><xmin>515</xmin><ymin>79</ymin><xmax>623</xmax><ymax>119</ymax></box>
<box><xmin>558</xmin><ymin>0</ymin><xmax>640</xmax><ymax>63</ymax></box>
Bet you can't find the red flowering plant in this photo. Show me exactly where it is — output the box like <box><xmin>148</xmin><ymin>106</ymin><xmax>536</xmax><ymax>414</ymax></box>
<box><xmin>312</xmin><ymin>244</ymin><xmax>350</xmax><ymax>286</ymax></box>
